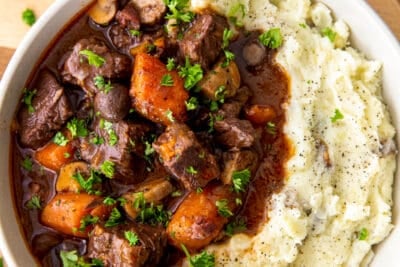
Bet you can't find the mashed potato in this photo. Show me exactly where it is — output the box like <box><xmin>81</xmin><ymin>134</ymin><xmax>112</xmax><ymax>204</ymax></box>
<box><xmin>190</xmin><ymin>0</ymin><xmax>397</xmax><ymax>266</ymax></box>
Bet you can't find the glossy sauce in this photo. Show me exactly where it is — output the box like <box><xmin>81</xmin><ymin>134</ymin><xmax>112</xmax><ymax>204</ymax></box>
<box><xmin>10</xmin><ymin>6</ymin><xmax>291</xmax><ymax>267</ymax></box>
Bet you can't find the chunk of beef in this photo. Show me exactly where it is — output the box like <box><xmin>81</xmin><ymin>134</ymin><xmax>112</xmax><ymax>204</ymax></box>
<box><xmin>61</xmin><ymin>38</ymin><xmax>131</xmax><ymax>96</ymax></box>
<box><xmin>153</xmin><ymin>124</ymin><xmax>220</xmax><ymax>190</ymax></box>
<box><xmin>80</xmin><ymin>119</ymin><xmax>151</xmax><ymax>184</ymax></box>
<box><xmin>116</xmin><ymin>2</ymin><xmax>140</xmax><ymax>30</ymax></box>
<box><xmin>218</xmin><ymin>86</ymin><xmax>252</xmax><ymax>118</ymax></box>
<box><xmin>214</xmin><ymin>118</ymin><xmax>256</xmax><ymax>150</ymax></box>
<box><xmin>179</xmin><ymin>14</ymin><xmax>228</xmax><ymax>70</ymax></box>
<box><xmin>88</xmin><ymin>223</ymin><xmax>167</xmax><ymax>267</ymax></box>
<box><xmin>130</xmin><ymin>0</ymin><xmax>166</xmax><ymax>25</ymax></box>
<box><xmin>18</xmin><ymin>70</ymin><xmax>73</xmax><ymax>149</ymax></box>
<box><xmin>221</xmin><ymin>149</ymin><xmax>259</xmax><ymax>185</ymax></box>
<box><xmin>94</xmin><ymin>83</ymin><xmax>130</xmax><ymax>122</ymax></box>
<box><xmin>242</xmin><ymin>38</ymin><xmax>266</xmax><ymax>66</ymax></box>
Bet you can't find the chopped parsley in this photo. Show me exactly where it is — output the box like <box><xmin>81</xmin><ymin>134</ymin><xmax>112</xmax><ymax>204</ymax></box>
<box><xmin>21</xmin><ymin>157</ymin><xmax>33</xmax><ymax>171</ymax></box>
<box><xmin>100</xmin><ymin>160</ymin><xmax>115</xmax><ymax>179</ymax></box>
<box><xmin>321</xmin><ymin>27</ymin><xmax>337</xmax><ymax>43</ymax></box>
<box><xmin>22</xmin><ymin>8</ymin><xmax>36</xmax><ymax>26</ymax></box>
<box><xmin>166</xmin><ymin>58</ymin><xmax>176</xmax><ymax>71</ymax></box>
<box><xmin>227</xmin><ymin>3</ymin><xmax>246</xmax><ymax>27</ymax></box>
<box><xmin>225</xmin><ymin>217</ymin><xmax>247</xmax><ymax>236</ymax></box>
<box><xmin>222</xmin><ymin>50</ymin><xmax>235</xmax><ymax>67</ymax></box>
<box><xmin>133</xmin><ymin>192</ymin><xmax>171</xmax><ymax>226</ymax></box>
<box><xmin>72</xmin><ymin>170</ymin><xmax>102</xmax><ymax>195</ymax></box>
<box><xmin>53</xmin><ymin>132</ymin><xmax>69</xmax><ymax>146</ymax></box>
<box><xmin>161</xmin><ymin>73</ymin><xmax>174</xmax><ymax>87</ymax></box>
<box><xmin>266</xmin><ymin>121</ymin><xmax>277</xmax><ymax>135</ymax></box>
<box><xmin>299</xmin><ymin>23</ymin><xmax>307</xmax><ymax>29</ymax></box>
<box><xmin>171</xmin><ymin>190</ymin><xmax>183</xmax><ymax>197</ymax></box>
<box><xmin>124</xmin><ymin>231</ymin><xmax>140</xmax><ymax>246</ymax></box>
<box><xmin>79</xmin><ymin>215</ymin><xmax>99</xmax><ymax>232</ymax></box>
<box><xmin>103</xmin><ymin>196</ymin><xmax>117</xmax><ymax>206</ymax></box>
<box><xmin>146</xmin><ymin>43</ymin><xmax>156</xmax><ymax>53</ymax></box>
<box><xmin>222</xmin><ymin>28</ymin><xmax>234</xmax><ymax>49</ymax></box>
<box><xmin>178</xmin><ymin>57</ymin><xmax>203</xmax><ymax>90</ymax></box>
<box><xmin>164</xmin><ymin>0</ymin><xmax>194</xmax><ymax>24</ymax></box>
<box><xmin>214</xmin><ymin>85</ymin><xmax>226</xmax><ymax>103</ymax></box>
<box><xmin>185</xmin><ymin>97</ymin><xmax>198</xmax><ymax>111</ymax></box>
<box><xmin>186</xmin><ymin>166</ymin><xmax>198</xmax><ymax>175</ymax></box>
<box><xmin>215</xmin><ymin>199</ymin><xmax>233</xmax><ymax>218</ymax></box>
<box><xmin>22</xmin><ymin>88</ymin><xmax>36</xmax><ymax>113</ymax></box>
<box><xmin>144</xmin><ymin>141</ymin><xmax>155</xmax><ymax>157</ymax></box>
<box><xmin>26</xmin><ymin>195</ymin><xmax>41</xmax><ymax>210</ymax></box>
<box><xmin>105</xmin><ymin>207</ymin><xmax>123</xmax><ymax>227</ymax></box>
<box><xmin>64</xmin><ymin>152</ymin><xmax>71</xmax><ymax>158</ymax></box>
<box><xmin>60</xmin><ymin>250</ymin><xmax>104</xmax><ymax>267</ymax></box>
<box><xmin>67</xmin><ymin>118</ymin><xmax>88</xmax><ymax>138</ymax></box>
<box><xmin>129</xmin><ymin>29</ymin><xmax>141</xmax><ymax>37</ymax></box>
<box><xmin>208</xmin><ymin>113</ymin><xmax>224</xmax><ymax>133</ymax></box>
<box><xmin>181</xmin><ymin>244</ymin><xmax>215</xmax><ymax>267</ymax></box>
<box><xmin>358</xmin><ymin>228</ymin><xmax>368</xmax><ymax>241</ymax></box>
<box><xmin>259</xmin><ymin>28</ymin><xmax>283</xmax><ymax>49</ymax></box>
<box><xmin>79</xmin><ymin>49</ymin><xmax>105</xmax><ymax>68</ymax></box>
<box><xmin>331</xmin><ymin>109</ymin><xmax>344</xmax><ymax>122</ymax></box>
<box><xmin>103</xmin><ymin>120</ymin><xmax>118</xmax><ymax>145</ymax></box>
<box><xmin>232</xmin><ymin>168</ymin><xmax>251</xmax><ymax>193</ymax></box>
<box><xmin>165</xmin><ymin>109</ymin><xmax>175</xmax><ymax>122</ymax></box>
<box><xmin>90</xmin><ymin>135</ymin><xmax>105</xmax><ymax>145</ymax></box>
<box><xmin>94</xmin><ymin>75</ymin><xmax>113</xmax><ymax>93</ymax></box>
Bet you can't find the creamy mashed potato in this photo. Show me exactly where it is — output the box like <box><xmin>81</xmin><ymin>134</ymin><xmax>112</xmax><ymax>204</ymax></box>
<box><xmin>189</xmin><ymin>0</ymin><xmax>397</xmax><ymax>266</ymax></box>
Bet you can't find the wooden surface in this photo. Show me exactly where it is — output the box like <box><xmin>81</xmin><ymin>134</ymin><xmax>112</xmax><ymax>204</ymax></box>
<box><xmin>0</xmin><ymin>0</ymin><xmax>399</xmax><ymax>79</ymax></box>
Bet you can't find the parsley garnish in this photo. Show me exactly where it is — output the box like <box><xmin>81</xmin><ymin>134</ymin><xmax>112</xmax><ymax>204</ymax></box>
<box><xmin>227</xmin><ymin>3</ymin><xmax>245</xmax><ymax>27</ymax></box>
<box><xmin>103</xmin><ymin>196</ymin><xmax>117</xmax><ymax>206</ymax></box>
<box><xmin>331</xmin><ymin>109</ymin><xmax>344</xmax><ymax>122</ymax></box>
<box><xmin>171</xmin><ymin>190</ymin><xmax>183</xmax><ymax>197</ymax></box>
<box><xmin>133</xmin><ymin>192</ymin><xmax>171</xmax><ymax>226</ymax></box>
<box><xmin>208</xmin><ymin>113</ymin><xmax>224</xmax><ymax>133</ymax></box>
<box><xmin>165</xmin><ymin>109</ymin><xmax>175</xmax><ymax>122</ymax></box>
<box><xmin>299</xmin><ymin>23</ymin><xmax>307</xmax><ymax>29</ymax></box>
<box><xmin>178</xmin><ymin>57</ymin><xmax>203</xmax><ymax>90</ymax></box>
<box><xmin>222</xmin><ymin>50</ymin><xmax>235</xmax><ymax>67</ymax></box>
<box><xmin>22</xmin><ymin>8</ymin><xmax>36</xmax><ymax>26</ymax></box>
<box><xmin>100</xmin><ymin>160</ymin><xmax>115</xmax><ymax>179</ymax></box>
<box><xmin>181</xmin><ymin>244</ymin><xmax>215</xmax><ymax>267</ymax></box>
<box><xmin>216</xmin><ymin>199</ymin><xmax>233</xmax><ymax>218</ymax></box>
<box><xmin>266</xmin><ymin>121</ymin><xmax>277</xmax><ymax>135</ymax></box>
<box><xmin>129</xmin><ymin>29</ymin><xmax>141</xmax><ymax>37</ymax></box>
<box><xmin>22</xmin><ymin>88</ymin><xmax>36</xmax><ymax>113</ymax></box>
<box><xmin>225</xmin><ymin>217</ymin><xmax>247</xmax><ymax>236</ymax></box>
<box><xmin>103</xmin><ymin>120</ymin><xmax>118</xmax><ymax>146</ymax></box>
<box><xmin>21</xmin><ymin>157</ymin><xmax>33</xmax><ymax>171</ymax></box>
<box><xmin>79</xmin><ymin>50</ymin><xmax>105</xmax><ymax>68</ymax></box>
<box><xmin>222</xmin><ymin>28</ymin><xmax>234</xmax><ymax>49</ymax></box>
<box><xmin>259</xmin><ymin>28</ymin><xmax>283</xmax><ymax>49</ymax></box>
<box><xmin>186</xmin><ymin>166</ymin><xmax>198</xmax><ymax>175</ymax></box>
<box><xmin>185</xmin><ymin>97</ymin><xmax>198</xmax><ymax>111</ymax></box>
<box><xmin>53</xmin><ymin>132</ymin><xmax>69</xmax><ymax>146</ymax></box>
<box><xmin>321</xmin><ymin>27</ymin><xmax>337</xmax><ymax>43</ymax></box>
<box><xmin>144</xmin><ymin>141</ymin><xmax>155</xmax><ymax>157</ymax></box>
<box><xmin>60</xmin><ymin>250</ymin><xmax>104</xmax><ymax>267</ymax></box>
<box><xmin>146</xmin><ymin>43</ymin><xmax>156</xmax><ymax>53</ymax></box>
<box><xmin>166</xmin><ymin>58</ymin><xmax>176</xmax><ymax>71</ymax></box>
<box><xmin>26</xmin><ymin>195</ymin><xmax>41</xmax><ymax>210</ymax></box>
<box><xmin>64</xmin><ymin>152</ymin><xmax>71</xmax><ymax>158</ymax></box>
<box><xmin>161</xmin><ymin>73</ymin><xmax>174</xmax><ymax>87</ymax></box>
<box><xmin>72</xmin><ymin>170</ymin><xmax>102</xmax><ymax>195</ymax></box>
<box><xmin>358</xmin><ymin>228</ymin><xmax>368</xmax><ymax>241</ymax></box>
<box><xmin>94</xmin><ymin>75</ymin><xmax>113</xmax><ymax>93</ymax></box>
<box><xmin>232</xmin><ymin>168</ymin><xmax>251</xmax><ymax>193</ymax></box>
<box><xmin>214</xmin><ymin>85</ymin><xmax>226</xmax><ymax>103</ymax></box>
<box><xmin>67</xmin><ymin>118</ymin><xmax>88</xmax><ymax>138</ymax></box>
<box><xmin>79</xmin><ymin>215</ymin><xmax>99</xmax><ymax>232</ymax></box>
<box><xmin>105</xmin><ymin>207</ymin><xmax>123</xmax><ymax>227</ymax></box>
<box><xmin>91</xmin><ymin>135</ymin><xmax>105</xmax><ymax>145</ymax></box>
<box><xmin>164</xmin><ymin>0</ymin><xmax>194</xmax><ymax>24</ymax></box>
<box><xmin>124</xmin><ymin>231</ymin><xmax>140</xmax><ymax>246</ymax></box>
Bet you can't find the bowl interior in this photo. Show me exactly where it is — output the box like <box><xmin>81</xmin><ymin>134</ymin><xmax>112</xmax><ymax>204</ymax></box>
<box><xmin>0</xmin><ymin>0</ymin><xmax>399</xmax><ymax>266</ymax></box>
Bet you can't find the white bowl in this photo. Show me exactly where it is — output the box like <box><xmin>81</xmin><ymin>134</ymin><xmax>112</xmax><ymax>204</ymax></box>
<box><xmin>0</xmin><ymin>0</ymin><xmax>398</xmax><ymax>266</ymax></box>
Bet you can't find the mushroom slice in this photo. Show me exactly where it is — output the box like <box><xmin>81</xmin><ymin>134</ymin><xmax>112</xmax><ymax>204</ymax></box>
<box><xmin>88</xmin><ymin>0</ymin><xmax>118</xmax><ymax>25</ymax></box>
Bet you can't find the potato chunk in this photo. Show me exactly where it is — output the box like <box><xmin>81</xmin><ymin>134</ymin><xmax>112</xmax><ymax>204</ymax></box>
<box><xmin>130</xmin><ymin>53</ymin><xmax>189</xmax><ymax>125</ymax></box>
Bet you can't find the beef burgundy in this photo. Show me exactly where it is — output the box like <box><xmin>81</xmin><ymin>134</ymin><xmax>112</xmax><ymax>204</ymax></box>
<box><xmin>10</xmin><ymin>0</ymin><xmax>290</xmax><ymax>266</ymax></box>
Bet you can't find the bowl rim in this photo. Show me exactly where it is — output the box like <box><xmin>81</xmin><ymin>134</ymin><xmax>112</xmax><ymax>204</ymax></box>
<box><xmin>0</xmin><ymin>0</ymin><xmax>399</xmax><ymax>266</ymax></box>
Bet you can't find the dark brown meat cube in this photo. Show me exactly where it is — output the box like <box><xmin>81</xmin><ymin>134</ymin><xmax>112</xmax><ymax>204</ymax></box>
<box><xmin>80</xmin><ymin>119</ymin><xmax>151</xmax><ymax>184</ymax></box>
<box><xmin>218</xmin><ymin>86</ymin><xmax>252</xmax><ymax>118</ymax></box>
<box><xmin>94</xmin><ymin>83</ymin><xmax>130</xmax><ymax>122</ymax></box>
<box><xmin>221</xmin><ymin>149</ymin><xmax>259</xmax><ymax>185</ymax></box>
<box><xmin>214</xmin><ymin>118</ymin><xmax>256</xmax><ymax>150</ymax></box>
<box><xmin>61</xmin><ymin>38</ymin><xmax>131</xmax><ymax>96</ymax></box>
<box><xmin>109</xmin><ymin>24</ymin><xmax>136</xmax><ymax>54</ymax></box>
<box><xmin>153</xmin><ymin>124</ymin><xmax>220</xmax><ymax>190</ymax></box>
<box><xmin>130</xmin><ymin>0</ymin><xmax>166</xmax><ymax>25</ymax></box>
<box><xmin>18</xmin><ymin>70</ymin><xmax>73</xmax><ymax>149</ymax></box>
<box><xmin>88</xmin><ymin>223</ymin><xmax>167</xmax><ymax>267</ymax></box>
<box><xmin>179</xmin><ymin>14</ymin><xmax>228</xmax><ymax>70</ymax></box>
<box><xmin>116</xmin><ymin>2</ymin><xmax>140</xmax><ymax>30</ymax></box>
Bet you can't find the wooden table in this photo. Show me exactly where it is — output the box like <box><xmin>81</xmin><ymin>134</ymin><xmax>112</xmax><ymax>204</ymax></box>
<box><xmin>0</xmin><ymin>0</ymin><xmax>399</xmax><ymax>79</ymax></box>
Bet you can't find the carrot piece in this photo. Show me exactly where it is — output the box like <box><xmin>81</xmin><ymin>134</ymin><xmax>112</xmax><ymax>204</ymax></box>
<box><xmin>130</xmin><ymin>53</ymin><xmax>189</xmax><ymax>125</ymax></box>
<box><xmin>41</xmin><ymin>193</ymin><xmax>111</xmax><ymax>237</ymax></box>
<box><xmin>167</xmin><ymin>183</ymin><xmax>237</xmax><ymax>251</ymax></box>
<box><xmin>35</xmin><ymin>132</ymin><xmax>75</xmax><ymax>171</ymax></box>
<box><xmin>245</xmin><ymin>104</ymin><xmax>276</xmax><ymax>125</ymax></box>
